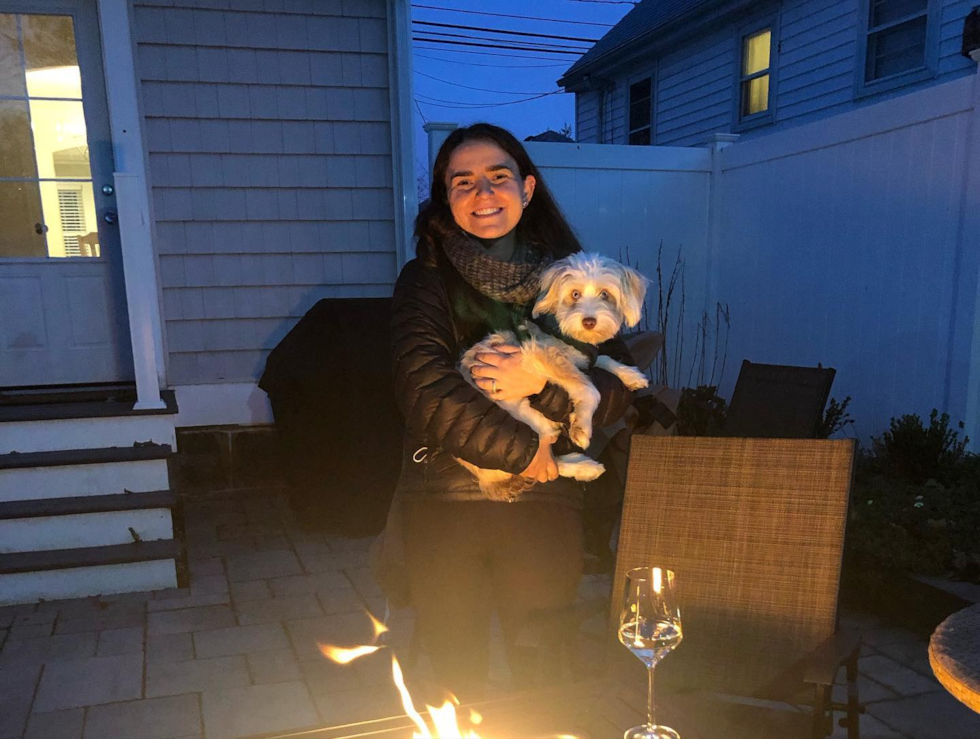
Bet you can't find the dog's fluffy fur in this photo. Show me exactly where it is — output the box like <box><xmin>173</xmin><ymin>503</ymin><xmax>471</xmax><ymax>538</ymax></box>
<box><xmin>458</xmin><ymin>253</ymin><xmax>650</xmax><ymax>501</ymax></box>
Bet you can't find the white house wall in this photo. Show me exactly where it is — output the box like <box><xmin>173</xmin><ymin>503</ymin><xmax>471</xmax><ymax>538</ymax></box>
<box><xmin>132</xmin><ymin>0</ymin><xmax>398</xmax><ymax>387</ymax></box>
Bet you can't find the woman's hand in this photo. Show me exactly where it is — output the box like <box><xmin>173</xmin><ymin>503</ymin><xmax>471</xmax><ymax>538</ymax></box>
<box><xmin>521</xmin><ymin>435</ymin><xmax>559</xmax><ymax>483</ymax></box>
<box><xmin>470</xmin><ymin>344</ymin><xmax>547</xmax><ymax>401</ymax></box>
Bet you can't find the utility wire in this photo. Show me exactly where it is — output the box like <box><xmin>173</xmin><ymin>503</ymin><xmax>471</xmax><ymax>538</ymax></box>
<box><xmin>413</xmin><ymin>46</ymin><xmax>581</xmax><ymax>61</ymax></box>
<box><xmin>416</xmin><ymin>69</ymin><xmax>556</xmax><ymax>95</ymax></box>
<box><xmin>563</xmin><ymin>0</ymin><xmax>637</xmax><ymax>5</ymax></box>
<box><xmin>416</xmin><ymin>90</ymin><xmax>564</xmax><ymax>108</ymax></box>
<box><xmin>414</xmin><ymin>29</ymin><xmax>590</xmax><ymax>52</ymax></box>
<box><xmin>413</xmin><ymin>20</ymin><xmax>599</xmax><ymax>44</ymax></box>
<box><xmin>415</xmin><ymin>51</ymin><xmax>570</xmax><ymax>68</ymax></box>
<box><xmin>413</xmin><ymin>97</ymin><xmax>428</xmax><ymax>123</ymax></box>
<box><xmin>413</xmin><ymin>37</ymin><xmax>583</xmax><ymax>56</ymax></box>
<box><xmin>412</xmin><ymin>4</ymin><xmax>615</xmax><ymax>27</ymax></box>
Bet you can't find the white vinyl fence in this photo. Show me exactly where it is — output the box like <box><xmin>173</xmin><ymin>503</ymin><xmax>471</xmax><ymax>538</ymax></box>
<box><xmin>430</xmin><ymin>63</ymin><xmax>980</xmax><ymax>445</ymax></box>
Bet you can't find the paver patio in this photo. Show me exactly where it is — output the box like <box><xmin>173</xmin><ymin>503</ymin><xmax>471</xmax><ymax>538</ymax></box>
<box><xmin>1</xmin><ymin>491</ymin><xmax>979</xmax><ymax>739</ymax></box>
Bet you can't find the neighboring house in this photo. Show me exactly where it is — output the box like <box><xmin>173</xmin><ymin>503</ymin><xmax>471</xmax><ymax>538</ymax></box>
<box><xmin>559</xmin><ymin>0</ymin><xmax>978</xmax><ymax>146</ymax></box>
<box><xmin>0</xmin><ymin>0</ymin><xmax>414</xmax><ymax>604</ymax></box>
<box><xmin>524</xmin><ymin>129</ymin><xmax>575</xmax><ymax>143</ymax></box>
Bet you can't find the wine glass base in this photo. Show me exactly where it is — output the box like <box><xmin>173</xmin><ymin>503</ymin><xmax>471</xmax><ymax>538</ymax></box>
<box><xmin>623</xmin><ymin>724</ymin><xmax>680</xmax><ymax>739</ymax></box>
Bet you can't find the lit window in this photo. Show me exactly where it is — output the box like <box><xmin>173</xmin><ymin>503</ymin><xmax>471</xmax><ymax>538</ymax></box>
<box><xmin>739</xmin><ymin>29</ymin><xmax>771</xmax><ymax>119</ymax></box>
<box><xmin>628</xmin><ymin>77</ymin><xmax>652</xmax><ymax>145</ymax></box>
<box><xmin>863</xmin><ymin>0</ymin><xmax>928</xmax><ymax>81</ymax></box>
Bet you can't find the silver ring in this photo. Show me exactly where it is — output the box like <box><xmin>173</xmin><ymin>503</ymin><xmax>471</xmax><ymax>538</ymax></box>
<box><xmin>491</xmin><ymin>379</ymin><xmax>498</xmax><ymax>394</ymax></box>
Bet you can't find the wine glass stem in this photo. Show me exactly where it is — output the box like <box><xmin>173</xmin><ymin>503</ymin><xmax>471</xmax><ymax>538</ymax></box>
<box><xmin>647</xmin><ymin>663</ymin><xmax>656</xmax><ymax>728</ymax></box>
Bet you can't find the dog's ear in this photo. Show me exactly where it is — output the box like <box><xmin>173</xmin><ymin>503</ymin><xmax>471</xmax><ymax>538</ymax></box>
<box><xmin>532</xmin><ymin>260</ymin><xmax>568</xmax><ymax>318</ymax></box>
<box><xmin>620</xmin><ymin>264</ymin><xmax>649</xmax><ymax>328</ymax></box>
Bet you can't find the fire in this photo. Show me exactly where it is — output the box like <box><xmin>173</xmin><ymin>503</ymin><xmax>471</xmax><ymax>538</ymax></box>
<box><xmin>319</xmin><ymin>611</ymin><xmax>579</xmax><ymax>739</ymax></box>
<box><xmin>318</xmin><ymin>613</ymin><xmax>482</xmax><ymax>738</ymax></box>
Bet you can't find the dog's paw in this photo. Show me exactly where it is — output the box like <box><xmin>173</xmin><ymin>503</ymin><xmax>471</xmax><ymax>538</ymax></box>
<box><xmin>567</xmin><ymin>416</ymin><xmax>593</xmax><ymax>450</ymax></box>
<box><xmin>557</xmin><ymin>453</ymin><xmax>605</xmax><ymax>481</ymax></box>
<box><xmin>618</xmin><ymin>367</ymin><xmax>650</xmax><ymax>391</ymax></box>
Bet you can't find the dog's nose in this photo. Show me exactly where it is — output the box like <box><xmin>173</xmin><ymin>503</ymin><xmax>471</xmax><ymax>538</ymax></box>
<box><xmin>582</xmin><ymin>317</ymin><xmax>597</xmax><ymax>330</ymax></box>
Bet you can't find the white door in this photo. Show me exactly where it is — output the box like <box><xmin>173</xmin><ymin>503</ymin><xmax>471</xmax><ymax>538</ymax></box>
<box><xmin>0</xmin><ymin>0</ymin><xmax>132</xmax><ymax>387</ymax></box>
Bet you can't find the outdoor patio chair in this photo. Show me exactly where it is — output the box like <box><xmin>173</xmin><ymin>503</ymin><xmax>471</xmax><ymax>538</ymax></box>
<box><xmin>723</xmin><ymin>360</ymin><xmax>836</xmax><ymax>438</ymax></box>
<box><xmin>609</xmin><ymin>435</ymin><xmax>862</xmax><ymax>738</ymax></box>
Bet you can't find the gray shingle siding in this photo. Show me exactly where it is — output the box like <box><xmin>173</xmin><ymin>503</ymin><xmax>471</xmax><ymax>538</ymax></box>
<box><xmin>572</xmin><ymin>0</ymin><xmax>974</xmax><ymax>147</ymax></box>
<box><xmin>135</xmin><ymin>0</ymin><xmax>395</xmax><ymax>385</ymax></box>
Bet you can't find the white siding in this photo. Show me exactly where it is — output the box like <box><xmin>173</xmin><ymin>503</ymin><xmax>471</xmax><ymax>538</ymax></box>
<box><xmin>135</xmin><ymin>0</ymin><xmax>397</xmax><ymax>385</ymax></box>
<box><xmin>576</xmin><ymin>0</ymin><xmax>975</xmax><ymax>147</ymax></box>
<box><xmin>656</xmin><ymin>27</ymin><xmax>734</xmax><ymax>146</ymax></box>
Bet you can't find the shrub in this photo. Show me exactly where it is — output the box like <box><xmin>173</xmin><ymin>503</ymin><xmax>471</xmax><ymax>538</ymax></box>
<box><xmin>676</xmin><ymin>385</ymin><xmax>728</xmax><ymax>436</ymax></box>
<box><xmin>872</xmin><ymin>409</ymin><xmax>969</xmax><ymax>485</ymax></box>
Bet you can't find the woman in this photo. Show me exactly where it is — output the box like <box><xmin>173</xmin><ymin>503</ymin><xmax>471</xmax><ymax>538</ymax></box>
<box><xmin>391</xmin><ymin>123</ymin><xmax>634</xmax><ymax>698</ymax></box>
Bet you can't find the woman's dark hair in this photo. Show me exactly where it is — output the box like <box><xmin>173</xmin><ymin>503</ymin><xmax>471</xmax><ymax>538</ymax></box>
<box><xmin>414</xmin><ymin>123</ymin><xmax>582</xmax><ymax>266</ymax></box>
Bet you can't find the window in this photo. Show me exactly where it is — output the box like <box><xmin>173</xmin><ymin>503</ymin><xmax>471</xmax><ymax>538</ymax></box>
<box><xmin>739</xmin><ymin>29</ymin><xmax>772</xmax><ymax>119</ymax></box>
<box><xmin>856</xmin><ymin>0</ymin><xmax>937</xmax><ymax>96</ymax></box>
<box><xmin>864</xmin><ymin>0</ymin><xmax>928</xmax><ymax>81</ymax></box>
<box><xmin>628</xmin><ymin>77</ymin><xmax>652</xmax><ymax>145</ymax></box>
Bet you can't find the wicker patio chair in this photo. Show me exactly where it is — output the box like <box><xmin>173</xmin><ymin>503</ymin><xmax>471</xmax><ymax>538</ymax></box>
<box><xmin>610</xmin><ymin>435</ymin><xmax>862</xmax><ymax>738</ymax></box>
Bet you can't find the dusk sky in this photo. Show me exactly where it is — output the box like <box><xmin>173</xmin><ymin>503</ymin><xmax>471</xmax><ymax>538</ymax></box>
<box><xmin>409</xmin><ymin>0</ymin><xmax>635</xmax><ymax>187</ymax></box>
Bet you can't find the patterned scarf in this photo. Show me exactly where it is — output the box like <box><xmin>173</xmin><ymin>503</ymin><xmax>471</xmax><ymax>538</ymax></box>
<box><xmin>441</xmin><ymin>228</ymin><xmax>551</xmax><ymax>304</ymax></box>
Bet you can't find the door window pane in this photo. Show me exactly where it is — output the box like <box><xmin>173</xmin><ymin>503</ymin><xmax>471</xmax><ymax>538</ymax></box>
<box><xmin>0</xmin><ymin>13</ymin><xmax>95</xmax><ymax>259</ymax></box>
<box><xmin>0</xmin><ymin>182</ymin><xmax>45</xmax><ymax>258</ymax></box>
<box><xmin>0</xmin><ymin>14</ymin><xmax>26</xmax><ymax>96</ymax></box>
<box><xmin>0</xmin><ymin>100</ymin><xmax>39</xmax><ymax>178</ymax></box>
<box><xmin>40</xmin><ymin>181</ymin><xmax>99</xmax><ymax>258</ymax></box>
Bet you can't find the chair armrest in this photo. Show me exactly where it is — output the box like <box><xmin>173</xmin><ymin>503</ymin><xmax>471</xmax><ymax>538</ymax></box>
<box><xmin>803</xmin><ymin>629</ymin><xmax>861</xmax><ymax>687</ymax></box>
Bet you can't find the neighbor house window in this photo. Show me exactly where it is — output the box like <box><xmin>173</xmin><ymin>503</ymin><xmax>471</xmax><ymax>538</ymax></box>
<box><xmin>862</xmin><ymin>0</ymin><xmax>929</xmax><ymax>82</ymax></box>
<box><xmin>628</xmin><ymin>77</ymin><xmax>652</xmax><ymax>145</ymax></box>
<box><xmin>739</xmin><ymin>29</ymin><xmax>771</xmax><ymax>119</ymax></box>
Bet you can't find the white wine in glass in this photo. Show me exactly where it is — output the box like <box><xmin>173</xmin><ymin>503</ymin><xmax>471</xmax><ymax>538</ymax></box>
<box><xmin>618</xmin><ymin>567</ymin><xmax>683</xmax><ymax>739</ymax></box>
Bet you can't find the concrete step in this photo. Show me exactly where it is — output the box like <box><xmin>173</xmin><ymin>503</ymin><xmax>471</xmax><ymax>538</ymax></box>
<box><xmin>0</xmin><ymin>540</ymin><xmax>180</xmax><ymax>606</ymax></box>
<box><xmin>0</xmin><ymin>446</ymin><xmax>172</xmax><ymax>503</ymax></box>
<box><xmin>0</xmin><ymin>490</ymin><xmax>176</xmax><ymax>554</ymax></box>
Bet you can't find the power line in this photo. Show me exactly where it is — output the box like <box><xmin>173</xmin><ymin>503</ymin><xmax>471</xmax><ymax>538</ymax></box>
<box><xmin>416</xmin><ymin>69</ymin><xmax>556</xmax><ymax>95</ymax></box>
<box><xmin>413</xmin><ymin>20</ymin><xmax>599</xmax><ymax>44</ymax></box>
<box><xmin>412</xmin><ymin>4</ymin><xmax>616</xmax><ymax>27</ymax></box>
<box><xmin>416</xmin><ymin>90</ymin><xmax>565</xmax><ymax>108</ymax></box>
<box><xmin>413</xmin><ymin>37</ymin><xmax>583</xmax><ymax>56</ymax></box>
<box><xmin>414</xmin><ymin>97</ymin><xmax>428</xmax><ymax>123</ymax></box>
<box><xmin>415</xmin><ymin>51</ymin><xmax>570</xmax><ymax>68</ymax></box>
<box><xmin>414</xmin><ymin>29</ymin><xmax>590</xmax><ymax>53</ymax></box>
<box><xmin>563</xmin><ymin>0</ymin><xmax>637</xmax><ymax>5</ymax></box>
<box><xmin>413</xmin><ymin>46</ymin><xmax>580</xmax><ymax>62</ymax></box>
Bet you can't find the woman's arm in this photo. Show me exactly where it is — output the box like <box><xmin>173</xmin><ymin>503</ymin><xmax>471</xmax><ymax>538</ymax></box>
<box><xmin>391</xmin><ymin>261</ymin><xmax>541</xmax><ymax>475</ymax></box>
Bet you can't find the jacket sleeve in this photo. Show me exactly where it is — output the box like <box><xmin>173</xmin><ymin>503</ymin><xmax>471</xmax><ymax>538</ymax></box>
<box><xmin>529</xmin><ymin>336</ymin><xmax>637</xmax><ymax>430</ymax></box>
<box><xmin>391</xmin><ymin>260</ymin><xmax>539</xmax><ymax>475</ymax></box>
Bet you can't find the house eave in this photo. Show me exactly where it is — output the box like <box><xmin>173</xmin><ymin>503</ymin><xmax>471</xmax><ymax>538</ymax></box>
<box><xmin>558</xmin><ymin>0</ymin><xmax>762</xmax><ymax>91</ymax></box>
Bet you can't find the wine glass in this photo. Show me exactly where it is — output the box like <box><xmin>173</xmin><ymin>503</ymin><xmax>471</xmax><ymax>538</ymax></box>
<box><xmin>618</xmin><ymin>566</ymin><xmax>683</xmax><ymax>739</ymax></box>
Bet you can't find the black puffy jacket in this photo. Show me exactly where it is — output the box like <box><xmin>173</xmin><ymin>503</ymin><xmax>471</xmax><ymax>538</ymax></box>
<box><xmin>391</xmin><ymin>257</ymin><xmax>635</xmax><ymax>506</ymax></box>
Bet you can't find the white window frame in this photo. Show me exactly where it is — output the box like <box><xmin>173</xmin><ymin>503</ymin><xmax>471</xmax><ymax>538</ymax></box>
<box><xmin>854</xmin><ymin>0</ymin><xmax>940</xmax><ymax>99</ymax></box>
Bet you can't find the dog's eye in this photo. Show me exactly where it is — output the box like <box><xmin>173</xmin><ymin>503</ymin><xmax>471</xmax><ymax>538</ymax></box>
<box><xmin>570</xmin><ymin>290</ymin><xmax>581</xmax><ymax>300</ymax></box>
<box><xmin>599</xmin><ymin>290</ymin><xmax>609</xmax><ymax>300</ymax></box>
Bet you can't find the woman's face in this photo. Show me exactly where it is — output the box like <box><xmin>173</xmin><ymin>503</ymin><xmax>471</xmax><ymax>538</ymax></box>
<box><xmin>445</xmin><ymin>140</ymin><xmax>536</xmax><ymax>240</ymax></box>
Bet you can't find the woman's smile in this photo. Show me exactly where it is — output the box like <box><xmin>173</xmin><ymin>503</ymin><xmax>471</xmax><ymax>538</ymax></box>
<box><xmin>446</xmin><ymin>140</ymin><xmax>535</xmax><ymax>239</ymax></box>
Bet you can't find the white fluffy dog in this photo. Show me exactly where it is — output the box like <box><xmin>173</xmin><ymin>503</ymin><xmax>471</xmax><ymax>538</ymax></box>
<box><xmin>458</xmin><ymin>253</ymin><xmax>650</xmax><ymax>501</ymax></box>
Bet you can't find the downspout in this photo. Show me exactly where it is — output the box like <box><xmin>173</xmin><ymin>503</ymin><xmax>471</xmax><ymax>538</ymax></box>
<box><xmin>958</xmin><ymin>50</ymin><xmax>980</xmax><ymax>449</ymax></box>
